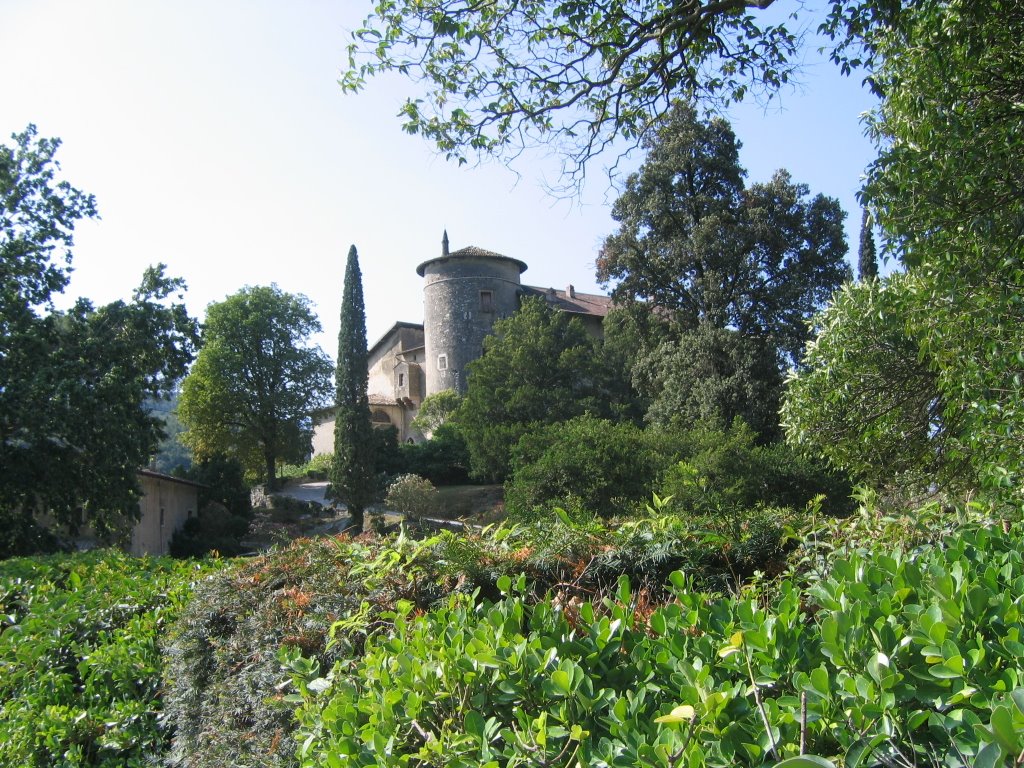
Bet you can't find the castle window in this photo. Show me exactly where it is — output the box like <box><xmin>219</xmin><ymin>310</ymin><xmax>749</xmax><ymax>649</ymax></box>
<box><xmin>437</xmin><ymin>353</ymin><xmax>448</xmax><ymax>371</ymax></box>
<box><xmin>480</xmin><ymin>290</ymin><xmax>494</xmax><ymax>312</ymax></box>
<box><xmin>398</xmin><ymin>372</ymin><xmax>405</xmax><ymax>388</ymax></box>
<box><xmin>159</xmin><ymin>508</ymin><xmax>165</xmax><ymax>527</ymax></box>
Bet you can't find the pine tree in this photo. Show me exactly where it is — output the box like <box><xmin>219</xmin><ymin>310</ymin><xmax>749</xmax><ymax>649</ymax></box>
<box><xmin>330</xmin><ymin>245</ymin><xmax>376</xmax><ymax>533</ymax></box>
<box><xmin>858</xmin><ymin>208</ymin><xmax>879</xmax><ymax>281</ymax></box>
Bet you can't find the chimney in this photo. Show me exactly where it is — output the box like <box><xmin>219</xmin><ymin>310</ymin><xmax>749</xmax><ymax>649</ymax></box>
<box><xmin>567</xmin><ymin>284</ymin><xmax>576</xmax><ymax>298</ymax></box>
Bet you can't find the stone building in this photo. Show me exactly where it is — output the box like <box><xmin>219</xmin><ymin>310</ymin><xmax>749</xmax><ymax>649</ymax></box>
<box><xmin>312</xmin><ymin>233</ymin><xmax>612</xmax><ymax>448</ymax></box>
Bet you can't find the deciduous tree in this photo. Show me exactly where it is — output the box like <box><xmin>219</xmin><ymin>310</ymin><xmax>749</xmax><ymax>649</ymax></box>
<box><xmin>860</xmin><ymin>0</ymin><xmax>1024</xmax><ymax>500</ymax></box>
<box><xmin>1</xmin><ymin>268</ymin><xmax>199</xmax><ymax>552</ymax></box>
<box><xmin>782</xmin><ymin>276</ymin><xmax>967</xmax><ymax>494</ymax></box>
<box><xmin>410</xmin><ymin>389</ymin><xmax>461</xmax><ymax>437</ymax></box>
<box><xmin>343</xmin><ymin>0</ymin><xmax>799</xmax><ymax>177</ymax></box>
<box><xmin>179</xmin><ymin>285</ymin><xmax>332</xmax><ymax>491</ymax></box>
<box><xmin>637</xmin><ymin>323</ymin><xmax>784</xmax><ymax>439</ymax></box>
<box><xmin>1</xmin><ymin>127</ymin><xmax>199</xmax><ymax>553</ymax></box>
<box><xmin>594</xmin><ymin>105</ymin><xmax>847</xmax><ymax>436</ymax></box>
<box><xmin>330</xmin><ymin>245</ymin><xmax>376</xmax><ymax>533</ymax></box>
<box><xmin>0</xmin><ymin>125</ymin><xmax>97</xmax><ymax>327</ymax></box>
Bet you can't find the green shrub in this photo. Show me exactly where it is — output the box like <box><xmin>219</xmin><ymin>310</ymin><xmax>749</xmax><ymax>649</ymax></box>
<box><xmin>0</xmin><ymin>512</ymin><xmax>64</xmax><ymax>558</ymax></box>
<box><xmin>372</xmin><ymin>425</ymin><xmax>406</xmax><ymax>483</ymax></box>
<box><xmin>385</xmin><ymin>474</ymin><xmax>440</xmax><ymax>521</ymax></box>
<box><xmin>399</xmin><ymin>423</ymin><xmax>471</xmax><ymax>486</ymax></box>
<box><xmin>175</xmin><ymin>453</ymin><xmax>252</xmax><ymax>517</ymax></box>
<box><xmin>169</xmin><ymin>502</ymin><xmax>251</xmax><ymax>558</ymax></box>
<box><xmin>289</xmin><ymin>517</ymin><xmax>1024</xmax><ymax>768</ymax></box>
<box><xmin>266</xmin><ymin>494</ymin><xmax>323</xmax><ymax>523</ymax></box>
<box><xmin>280</xmin><ymin>453</ymin><xmax>335</xmax><ymax>482</ymax></box>
<box><xmin>305</xmin><ymin>452</ymin><xmax>333</xmax><ymax>476</ymax></box>
<box><xmin>659</xmin><ymin>420</ymin><xmax>853</xmax><ymax>517</ymax></box>
<box><xmin>505</xmin><ymin>415</ymin><xmax>663</xmax><ymax>520</ymax></box>
<box><xmin>0</xmin><ymin>550</ymin><xmax>223</xmax><ymax>767</ymax></box>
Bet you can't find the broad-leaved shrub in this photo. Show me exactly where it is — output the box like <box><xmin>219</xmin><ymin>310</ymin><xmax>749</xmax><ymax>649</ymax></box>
<box><xmin>0</xmin><ymin>550</ymin><xmax>222</xmax><ymax>767</ymax></box>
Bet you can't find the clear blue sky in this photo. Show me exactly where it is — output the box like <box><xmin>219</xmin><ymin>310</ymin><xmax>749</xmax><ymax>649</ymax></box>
<box><xmin>1</xmin><ymin>0</ymin><xmax>876</xmax><ymax>355</ymax></box>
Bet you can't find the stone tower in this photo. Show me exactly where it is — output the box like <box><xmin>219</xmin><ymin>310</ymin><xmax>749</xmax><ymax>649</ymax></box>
<box><xmin>417</xmin><ymin>232</ymin><xmax>527</xmax><ymax>395</ymax></box>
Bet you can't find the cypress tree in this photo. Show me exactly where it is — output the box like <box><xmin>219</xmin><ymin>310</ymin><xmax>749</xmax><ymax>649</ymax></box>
<box><xmin>858</xmin><ymin>208</ymin><xmax>879</xmax><ymax>281</ymax></box>
<box><xmin>330</xmin><ymin>245</ymin><xmax>375</xmax><ymax>533</ymax></box>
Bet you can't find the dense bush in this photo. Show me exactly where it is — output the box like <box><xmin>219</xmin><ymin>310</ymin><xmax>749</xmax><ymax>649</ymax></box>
<box><xmin>385</xmin><ymin>474</ymin><xmax>440</xmax><ymax>522</ymax></box>
<box><xmin>504</xmin><ymin>418</ymin><xmax>851</xmax><ymax>524</ymax></box>
<box><xmin>659</xmin><ymin>420</ymin><xmax>854</xmax><ymax>518</ymax></box>
<box><xmin>161</xmin><ymin>498</ymin><xmax>816</xmax><ymax>768</ymax></box>
<box><xmin>169</xmin><ymin>502</ymin><xmax>251</xmax><ymax>558</ymax></box>
<box><xmin>0</xmin><ymin>550</ymin><xmax>222</xmax><ymax>767</ymax></box>
<box><xmin>0</xmin><ymin>513</ymin><xmax>64</xmax><ymax>559</ymax></box>
<box><xmin>372</xmin><ymin>425</ymin><xmax>405</xmax><ymax>482</ymax></box>
<box><xmin>505</xmin><ymin>415</ymin><xmax>663</xmax><ymax>520</ymax></box>
<box><xmin>399</xmin><ymin>423</ymin><xmax>471</xmax><ymax>486</ymax></box>
<box><xmin>175</xmin><ymin>453</ymin><xmax>252</xmax><ymax>517</ymax></box>
<box><xmin>290</xmin><ymin>515</ymin><xmax>1024</xmax><ymax>767</ymax></box>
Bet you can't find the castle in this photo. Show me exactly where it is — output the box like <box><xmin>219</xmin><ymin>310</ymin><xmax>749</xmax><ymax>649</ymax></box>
<box><xmin>311</xmin><ymin>233</ymin><xmax>612</xmax><ymax>449</ymax></box>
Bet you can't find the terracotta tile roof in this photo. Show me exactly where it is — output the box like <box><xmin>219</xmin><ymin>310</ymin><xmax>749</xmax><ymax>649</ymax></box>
<box><xmin>522</xmin><ymin>285</ymin><xmax>614</xmax><ymax>318</ymax></box>
<box><xmin>368</xmin><ymin>393</ymin><xmax>398</xmax><ymax>406</ymax></box>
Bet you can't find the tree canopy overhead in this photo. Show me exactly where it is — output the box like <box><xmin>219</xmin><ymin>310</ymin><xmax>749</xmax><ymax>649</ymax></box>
<box><xmin>344</xmin><ymin>0</ymin><xmax>797</xmax><ymax>177</ymax></box>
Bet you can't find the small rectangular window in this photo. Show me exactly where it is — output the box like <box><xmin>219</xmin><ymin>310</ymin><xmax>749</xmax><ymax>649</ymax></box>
<box><xmin>159</xmin><ymin>508</ymin><xmax>165</xmax><ymax>527</ymax></box>
<box><xmin>480</xmin><ymin>290</ymin><xmax>494</xmax><ymax>312</ymax></box>
<box><xmin>437</xmin><ymin>354</ymin><xmax>448</xmax><ymax>371</ymax></box>
<box><xmin>398</xmin><ymin>372</ymin><xmax>405</xmax><ymax>387</ymax></box>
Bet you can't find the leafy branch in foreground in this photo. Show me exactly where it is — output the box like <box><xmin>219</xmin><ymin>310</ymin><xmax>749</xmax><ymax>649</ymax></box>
<box><xmin>344</xmin><ymin>0</ymin><xmax>797</xmax><ymax>180</ymax></box>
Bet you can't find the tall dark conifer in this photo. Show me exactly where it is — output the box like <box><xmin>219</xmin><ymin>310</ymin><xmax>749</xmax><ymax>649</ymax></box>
<box><xmin>858</xmin><ymin>208</ymin><xmax>879</xmax><ymax>281</ymax></box>
<box><xmin>330</xmin><ymin>245</ymin><xmax>375</xmax><ymax>533</ymax></box>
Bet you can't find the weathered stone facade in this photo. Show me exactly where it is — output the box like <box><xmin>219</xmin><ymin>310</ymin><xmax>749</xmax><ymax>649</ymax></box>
<box><xmin>312</xmin><ymin>234</ymin><xmax>612</xmax><ymax>448</ymax></box>
<box><xmin>419</xmin><ymin>244</ymin><xmax>527</xmax><ymax>395</ymax></box>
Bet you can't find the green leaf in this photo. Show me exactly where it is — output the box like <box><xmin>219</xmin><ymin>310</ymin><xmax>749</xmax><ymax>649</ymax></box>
<box><xmin>772</xmin><ymin>756</ymin><xmax>837</xmax><ymax>768</ymax></box>
<box><xmin>465</xmin><ymin>710</ymin><xmax>485</xmax><ymax>738</ymax></box>
<box><xmin>973</xmin><ymin>742</ymin><xmax>1003</xmax><ymax>768</ymax></box>
<box><xmin>1010</xmin><ymin>688</ymin><xmax>1024</xmax><ymax>716</ymax></box>
<box><xmin>989</xmin><ymin>705</ymin><xmax>1021</xmax><ymax>752</ymax></box>
<box><xmin>654</xmin><ymin>705</ymin><xmax>696</xmax><ymax>724</ymax></box>
<box><xmin>928</xmin><ymin>663</ymin><xmax>962</xmax><ymax>679</ymax></box>
<box><xmin>551</xmin><ymin>670</ymin><xmax>572</xmax><ymax>694</ymax></box>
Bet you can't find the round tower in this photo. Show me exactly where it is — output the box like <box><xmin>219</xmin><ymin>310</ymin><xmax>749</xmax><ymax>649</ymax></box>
<box><xmin>417</xmin><ymin>232</ymin><xmax>527</xmax><ymax>395</ymax></box>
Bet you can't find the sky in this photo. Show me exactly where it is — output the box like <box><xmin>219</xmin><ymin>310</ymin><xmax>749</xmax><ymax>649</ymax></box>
<box><xmin>1</xmin><ymin>0</ymin><xmax>877</xmax><ymax>356</ymax></box>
